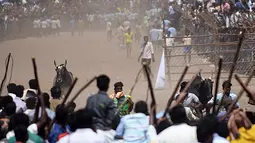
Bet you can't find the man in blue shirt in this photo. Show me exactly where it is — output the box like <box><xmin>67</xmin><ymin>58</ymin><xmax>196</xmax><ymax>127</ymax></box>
<box><xmin>115</xmin><ymin>101</ymin><xmax>149</xmax><ymax>143</ymax></box>
<box><xmin>167</xmin><ymin>26</ymin><xmax>177</xmax><ymax>37</ymax></box>
<box><xmin>207</xmin><ymin>80</ymin><xmax>239</xmax><ymax>113</ymax></box>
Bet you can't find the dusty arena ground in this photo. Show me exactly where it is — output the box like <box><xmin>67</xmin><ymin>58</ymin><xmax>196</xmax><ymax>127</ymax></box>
<box><xmin>0</xmin><ymin>30</ymin><xmax>254</xmax><ymax>112</ymax></box>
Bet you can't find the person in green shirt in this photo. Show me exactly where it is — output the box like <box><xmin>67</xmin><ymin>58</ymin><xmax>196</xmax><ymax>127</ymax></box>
<box><xmin>109</xmin><ymin>82</ymin><xmax>134</xmax><ymax>117</ymax></box>
<box><xmin>8</xmin><ymin>130</ymin><xmax>44</xmax><ymax>143</ymax></box>
<box><xmin>7</xmin><ymin>113</ymin><xmax>44</xmax><ymax>143</ymax></box>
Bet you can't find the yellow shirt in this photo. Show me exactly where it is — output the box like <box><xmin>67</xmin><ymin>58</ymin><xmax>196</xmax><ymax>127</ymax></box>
<box><xmin>125</xmin><ymin>32</ymin><xmax>133</xmax><ymax>43</ymax></box>
<box><xmin>227</xmin><ymin>125</ymin><xmax>255</xmax><ymax>143</ymax></box>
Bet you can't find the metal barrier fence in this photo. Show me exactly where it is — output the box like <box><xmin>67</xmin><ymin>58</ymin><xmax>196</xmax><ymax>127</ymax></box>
<box><xmin>165</xmin><ymin>34</ymin><xmax>255</xmax><ymax>82</ymax></box>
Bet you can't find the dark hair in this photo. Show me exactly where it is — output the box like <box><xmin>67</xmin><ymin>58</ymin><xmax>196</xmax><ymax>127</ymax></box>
<box><xmin>29</xmin><ymin>79</ymin><xmax>38</xmax><ymax>90</ymax></box>
<box><xmin>114</xmin><ymin>82</ymin><xmax>123</xmax><ymax>88</ymax></box>
<box><xmin>15</xmin><ymin>85</ymin><xmax>25</xmax><ymax>98</ymax></box>
<box><xmin>69</xmin><ymin>108</ymin><xmax>95</xmax><ymax>131</ymax></box>
<box><xmin>180</xmin><ymin>81</ymin><xmax>188</xmax><ymax>92</ymax></box>
<box><xmin>169</xmin><ymin>104</ymin><xmax>188</xmax><ymax>124</ymax></box>
<box><xmin>9</xmin><ymin>113</ymin><xmax>30</xmax><ymax>131</ymax></box>
<box><xmin>42</xmin><ymin>93</ymin><xmax>50</xmax><ymax>108</ymax></box>
<box><xmin>50</xmin><ymin>86</ymin><xmax>61</xmax><ymax>99</ymax></box>
<box><xmin>197</xmin><ymin>114</ymin><xmax>219</xmax><ymax>142</ymax></box>
<box><xmin>216</xmin><ymin>121</ymin><xmax>229</xmax><ymax>138</ymax></box>
<box><xmin>7</xmin><ymin>83</ymin><xmax>16</xmax><ymax>94</ymax></box>
<box><xmin>5</xmin><ymin>102</ymin><xmax>16</xmax><ymax>117</ymax></box>
<box><xmin>25</xmin><ymin>97</ymin><xmax>37</xmax><ymax>110</ymax></box>
<box><xmin>14</xmin><ymin>125</ymin><xmax>28</xmax><ymax>142</ymax></box>
<box><xmin>67</xmin><ymin>102</ymin><xmax>76</xmax><ymax>113</ymax></box>
<box><xmin>96</xmin><ymin>75</ymin><xmax>110</xmax><ymax>91</ymax></box>
<box><xmin>0</xmin><ymin>96</ymin><xmax>13</xmax><ymax>109</ymax></box>
<box><xmin>222</xmin><ymin>80</ymin><xmax>232</xmax><ymax>88</ymax></box>
<box><xmin>134</xmin><ymin>101</ymin><xmax>148</xmax><ymax>115</ymax></box>
<box><xmin>55</xmin><ymin>105</ymin><xmax>69</xmax><ymax>125</ymax></box>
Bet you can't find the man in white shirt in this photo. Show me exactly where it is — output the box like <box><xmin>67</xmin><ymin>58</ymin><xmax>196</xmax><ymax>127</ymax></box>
<box><xmin>138</xmin><ymin>36</ymin><xmax>155</xmax><ymax>78</ymax></box>
<box><xmin>106</xmin><ymin>21</ymin><xmax>112</xmax><ymax>42</ymax></box>
<box><xmin>138</xmin><ymin>36</ymin><xmax>155</xmax><ymax>66</ymax></box>
<box><xmin>56</xmin><ymin>17</ymin><xmax>61</xmax><ymax>36</ymax></box>
<box><xmin>51</xmin><ymin>17</ymin><xmax>58</xmax><ymax>36</ymax></box>
<box><xmin>175</xmin><ymin>81</ymin><xmax>202</xmax><ymax>109</ymax></box>
<box><xmin>150</xmin><ymin>104</ymin><xmax>198</xmax><ymax>143</ymax></box>
<box><xmin>116</xmin><ymin>23</ymin><xmax>125</xmax><ymax>48</ymax></box>
<box><xmin>41</xmin><ymin>19</ymin><xmax>48</xmax><ymax>37</ymax></box>
<box><xmin>57</xmin><ymin>109</ymin><xmax>107</xmax><ymax>143</ymax></box>
<box><xmin>183</xmin><ymin>32</ymin><xmax>192</xmax><ymax>64</ymax></box>
<box><xmin>156</xmin><ymin>27</ymin><xmax>163</xmax><ymax>49</ymax></box>
<box><xmin>7</xmin><ymin>83</ymin><xmax>26</xmax><ymax>113</ymax></box>
<box><xmin>150</xmin><ymin>25</ymin><xmax>158</xmax><ymax>49</ymax></box>
<box><xmin>123</xmin><ymin>20</ymin><xmax>131</xmax><ymax>32</ymax></box>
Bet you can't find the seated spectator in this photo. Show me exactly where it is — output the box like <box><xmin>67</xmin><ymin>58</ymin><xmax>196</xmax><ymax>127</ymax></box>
<box><xmin>155</xmin><ymin>104</ymin><xmax>198</xmax><ymax>142</ymax></box>
<box><xmin>197</xmin><ymin>114</ymin><xmax>230</xmax><ymax>143</ymax></box>
<box><xmin>6</xmin><ymin>113</ymin><xmax>43</xmax><ymax>143</ymax></box>
<box><xmin>57</xmin><ymin>109</ymin><xmax>107</xmax><ymax>143</ymax></box>
<box><xmin>115</xmin><ymin>100</ymin><xmax>150</xmax><ymax>143</ymax></box>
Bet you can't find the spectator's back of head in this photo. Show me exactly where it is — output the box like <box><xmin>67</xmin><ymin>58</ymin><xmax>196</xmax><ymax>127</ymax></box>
<box><xmin>134</xmin><ymin>100</ymin><xmax>148</xmax><ymax>115</ymax></box>
<box><xmin>197</xmin><ymin>114</ymin><xmax>219</xmax><ymax>143</ymax></box>
<box><xmin>69</xmin><ymin>108</ymin><xmax>95</xmax><ymax>131</ymax></box>
<box><xmin>0</xmin><ymin>96</ymin><xmax>13</xmax><ymax>109</ymax></box>
<box><xmin>25</xmin><ymin>97</ymin><xmax>36</xmax><ymax>110</ymax></box>
<box><xmin>29</xmin><ymin>79</ymin><xmax>38</xmax><ymax>90</ymax></box>
<box><xmin>50</xmin><ymin>86</ymin><xmax>61</xmax><ymax>99</ymax></box>
<box><xmin>169</xmin><ymin>104</ymin><xmax>188</xmax><ymax>124</ymax></box>
<box><xmin>5</xmin><ymin>101</ymin><xmax>16</xmax><ymax>117</ymax></box>
<box><xmin>67</xmin><ymin>101</ymin><xmax>76</xmax><ymax>113</ymax></box>
<box><xmin>55</xmin><ymin>105</ymin><xmax>69</xmax><ymax>125</ymax></box>
<box><xmin>15</xmin><ymin>85</ymin><xmax>24</xmax><ymax>98</ymax></box>
<box><xmin>96</xmin><ymin>75</ymin><xmax>110</xmax><ymax>91</ymax></box>
<box><xmin>7</xmin><ymin>83</ymin><xmax>16</xmax><ymax>94</ymax></box>
<box><xmin>14</xmin><ymin>125</ymin><xmax>28</xmax><ymax>142</ymax></box>
<box><xmin>9</xmin><ymin>113</ymin><xmax>30</xmax><ymax>131</ymax></box>
<box><xmin>42</xmin><ymin>93</ymin><xmax>50</xmax><ymax>108</ymax></box>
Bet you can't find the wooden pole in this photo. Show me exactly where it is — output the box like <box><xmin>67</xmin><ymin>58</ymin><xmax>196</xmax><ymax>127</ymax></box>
<box><xmin>0</xmin><ymin>53</ymin><xmax>11</xmax><ymax>96</ymax></box>
<box><xmin>163</xmin><ymin>66</ymin><xmax>189</xmax><ymax>117</ymax></box>
<box><xmin>212</xmin><ymin>57</ymin><xmax>223</xmax><ymax>114</ymax></box>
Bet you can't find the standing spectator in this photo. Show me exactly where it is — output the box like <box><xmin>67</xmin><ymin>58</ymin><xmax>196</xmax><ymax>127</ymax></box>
<box><xmin>138</xmin><ymin>36</ymin><xmax>155</xmax><ymax>77</ymax></box>
<box><xmin>50</xmin><ymin>86</ymin><xmax>62</xmax><ymax>111</ymax></box>
<box><xmin>86</xmin><ymin>75</ymin><xmax>116</xmax><ymax>142</ymax></box>
<box><xmin>48</xmin><ymin>106</ymin><xmax>70</xmax><ymax>143</ymax></box>
<box><xmin>183</xmin><ymin>31</ymin><xmax>192</xmax><ymax>64</ymax></box>
<box><xmin>22</xmin><ymin>79</ymin><xmax>38</xmax><ymax>100</ymax></box>
<box><xmin>124</xmin><ymin>28</ymin><xmax>133</xmax><ymax>57</ymax></box>
<box><xmin>78</xmin><ymin>17</ymin><xmax>84</xmax><ymax>36</ymax></box>
<box><xmin>106</xmin><ymin>20</ymin><xmax>112</xmax><ymax>41</ymax></box>
<box><xmin>70</xmin><ymin>17</ymin><xmax>76</xmax><ymax>36</ymax></box>
<box><xmin>14</xmin><ymin>85</ymin><xmax>26</xmax><ymax>113</ymax></box>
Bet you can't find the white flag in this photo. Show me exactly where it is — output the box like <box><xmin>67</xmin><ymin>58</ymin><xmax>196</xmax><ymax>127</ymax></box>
<box><xmin>155</xmin><ymin>49</ymin><xmax>165</xmax><ymax>90</ymax></box>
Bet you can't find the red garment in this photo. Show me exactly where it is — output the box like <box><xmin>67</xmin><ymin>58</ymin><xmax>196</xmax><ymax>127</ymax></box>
<box><xmin>57</xmin><ymin>132</ymin><xmax>69</xmax><ymax>141</ymax></box>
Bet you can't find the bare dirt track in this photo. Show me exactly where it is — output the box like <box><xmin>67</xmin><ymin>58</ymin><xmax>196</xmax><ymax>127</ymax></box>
<box><xmin>0</xmin><ymin>31</ymin><xmax>254</xmax><ymax>112</ymax></box>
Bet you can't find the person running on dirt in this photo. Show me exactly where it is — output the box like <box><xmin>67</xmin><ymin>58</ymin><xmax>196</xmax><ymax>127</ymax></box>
<box><xmin>124</xmin><ymin>28</ymin><xmax>133</xmax><ymax>57</ymax></box>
